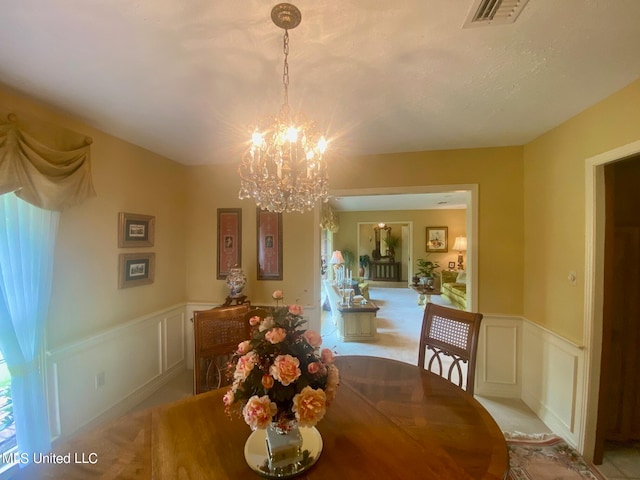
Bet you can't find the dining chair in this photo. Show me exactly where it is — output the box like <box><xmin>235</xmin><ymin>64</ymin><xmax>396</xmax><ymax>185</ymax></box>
<box><xmin>193</xmin><ymin>304</ymin><xmax>252</xmax><ymax>394</ymax></box>
<box><xmin>418</xmin><ymin>302</ymin><xmax>483</xmax><ymax>395</ymax></box>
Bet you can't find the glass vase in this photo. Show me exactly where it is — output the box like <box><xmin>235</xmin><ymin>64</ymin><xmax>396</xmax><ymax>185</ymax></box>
<box><xmin>243</xmin><ymin>420</ymin><xmax>323</xmax><ymax>478</ymax></box>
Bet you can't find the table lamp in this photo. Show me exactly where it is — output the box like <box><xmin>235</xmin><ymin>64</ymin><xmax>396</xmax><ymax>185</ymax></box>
<box><xmin>330</xmin><ymin>250</ymin><xmax>345</xmax><ymax>285</ymax></box>
<box><xmin>452</xmin><ymin>236</ymin><xmax>467</xmax><ymax>271</ymax></box>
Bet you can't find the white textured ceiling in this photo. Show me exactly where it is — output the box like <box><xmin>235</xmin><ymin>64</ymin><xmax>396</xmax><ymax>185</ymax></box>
<box><xmin>1</xmin><ymin>0</ymin><xmax>640</xmax><ymax>167</ymax></box>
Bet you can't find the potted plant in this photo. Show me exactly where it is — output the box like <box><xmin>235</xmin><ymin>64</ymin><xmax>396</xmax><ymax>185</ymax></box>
<box><xmin>358</xmin><ymin>254</ymin><xmax>370</xmax><ymax>278</ymax></box>
<box><xmin>383</xmin><ymin>235</ymin><xmax>400</xmax><ymax>261</ymax></box>
<box><xmin>416</xmin><ymin>257</ymin><xmax>440</xmax><ymax>287</ymax></box>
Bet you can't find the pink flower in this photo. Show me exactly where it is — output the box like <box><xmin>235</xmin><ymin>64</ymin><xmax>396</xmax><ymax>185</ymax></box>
<box><xmin>223</xmin><ymin>389</ymin><xmax>234</xmax><ymax>407</ymax></box>
<box><xmin>265</xmin><ymin>327</ymin><xmax>287</xmax><ymax>344</ymax></box>
<box><xmin>237</xmin><ymin>340</ymin><xmax>251</xmax><ymax>354</ymax></box>
<box><xmin>303</xmin><ymin>330</ymin><xmax>322</xmax><ymax>348</ymax></box>
<box><xmin>270</xmin><ymin>354</ymin><xmax>301</xmax><ymax>386</ymax></box>
<box><xmin>249</xmin><ymin>315</ymin><xmax>261</xmax><ymax>326</ymax></box>
<box><xmin>242</xmin><ymin>395</ymin><xmax>277</xmax><ymax>430</ymax></box>
<box><xmin>288</xmin><ymin>304</ymin><xmax>304</xmax><ymax>316</ymax></box>
<box><xmin>262</xmin><ymin>374</ymin><xmax>274</xmax><ymax>389</ymax></box>
<box><xmin>307</xmin><ymin>362</ymin><xmax>320</xmax><ymax>374</ymax></box>
<box><xmin>272</xmin><ymin>290</ymin><xmax>284</xmax><ymax>300</ymax></box>
<box><xmin>292</xmin><ymin>386</ymin><xmax>327</xmax><ymax>427</ymax></box>
<box><xmin>321</xmin><ymin>348</ymin><xmax>334</xmax><ymax>364</ymax></box>
<box><xmin>234</xmin><ymin>351</ymin><xmax>258</xmax><ymax>382</ymax></box>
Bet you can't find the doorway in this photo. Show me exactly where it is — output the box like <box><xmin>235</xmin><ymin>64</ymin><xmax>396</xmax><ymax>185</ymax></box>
<box><xmin>593</xmin><ymin>155</ymin><xmax>640</xmax><ymax>463</ymax></box>
<box><xmin>321</xmin><ymin>184</ymin><xmax>478</xmax><ymax>312</ymax></box>
<box><xmin>583</xmin><ymin>140</ymin><xmax>640</xmax><ymax>462</ymax></box>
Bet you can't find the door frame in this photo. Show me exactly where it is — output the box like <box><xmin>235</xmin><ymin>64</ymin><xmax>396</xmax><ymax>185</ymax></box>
<box><xmin>325</xmin><ymin>184</ymin><xmax>478</xmax><ymax>312</ymax></box>
<box><xmin>581</xmin><ymin>139</ymin><xmax>640</xmax><ymax>459</ymax></box>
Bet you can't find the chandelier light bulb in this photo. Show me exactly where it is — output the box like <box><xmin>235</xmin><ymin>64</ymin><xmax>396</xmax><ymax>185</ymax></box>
<box><xmin>318</xmin><ymin>137</ymin><xmax>328</xmax><ymax>153</ymax></box>
<box><xmin>286</xmin><ymin>126</ymin><xmax>298</xmax><ymax>143</ymax></box>
<box><xmin>251</xmin><ymin>131</ymin><xmax>264</xmax><ymax>147</ymax></box>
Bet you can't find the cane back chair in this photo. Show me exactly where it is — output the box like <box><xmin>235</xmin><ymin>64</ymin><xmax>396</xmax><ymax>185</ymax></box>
<box><xmin>193</xmin><ymin>304</ymin><xmax>251</xmax><ymax>394</ymax></box>
<box><xmin>418</xmin><ymin>302</ymin><xmax>483</xmax><ymax>395</ymax></box>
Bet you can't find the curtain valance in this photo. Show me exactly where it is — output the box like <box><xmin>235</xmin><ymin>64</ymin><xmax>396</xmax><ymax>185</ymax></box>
<box><xmin>0</xmin><ymin>113</ymin><xmax>96</xmax><ymax>211</ymax></box>
<box><xmin>319</xmin><ymin>203</ymin><xmax>339</xmax><ymax>233</ymax></box>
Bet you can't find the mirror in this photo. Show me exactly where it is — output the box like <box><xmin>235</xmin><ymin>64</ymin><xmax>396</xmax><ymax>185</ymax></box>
<box><xmin>373</xmin><ymin>224</ymin><xmax>391</xmax><ymax>260</ymax></box>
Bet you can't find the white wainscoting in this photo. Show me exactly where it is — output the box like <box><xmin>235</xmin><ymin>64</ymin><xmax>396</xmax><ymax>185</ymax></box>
<box><xmin>476</xmin><ymin>314</ymin><xmax>522</xmax><ymax>398</ymax></box>
<box><xmin>46</xmin><ymin>304</ymin><xmax>187</xmax><ymax>440</ymax></box>
<box><xmin>520</xmin><ymin>320</ymin><xmax>585</xmax><ymax>447</ymax></box>
<box><xmin>475</xmin><ymin>314</ymin><xmax>585</xmax><ymax>447</ymax></box>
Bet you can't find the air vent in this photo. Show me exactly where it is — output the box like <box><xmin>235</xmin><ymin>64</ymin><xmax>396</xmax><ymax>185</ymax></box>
<box><xmin>463</xmin><ymin>0</ymin><xmax>530</xmax><ymax>28</ymax></box>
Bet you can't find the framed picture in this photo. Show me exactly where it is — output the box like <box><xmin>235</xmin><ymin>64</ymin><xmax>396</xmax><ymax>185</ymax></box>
<box><xmin>118</xmin><ymin>212</ymin><xmax>155</xmax><ymax>247</ymax></box>
<box><xmin>426</xmin><ymin>226</ymin><xmax>448</xmax><ymax>252</ymax></box>
<box><xmin>257</xmin><ymin>209</ymin><xmax>283</xmax><ymax>280</ymax></box>
<box><xmin>448</xmin><ymin>261</ymin><xmax>456</xmax><ymax>270</ymax></box>
<box><xmin>217</xmin><ymin>208</ymin><xmax>242</xmax><ymax>279</ymax></box>
<box><xmin>118</xmin><ymin>253</ymin><xmax>155</xmax><ymax>288</ymax></box>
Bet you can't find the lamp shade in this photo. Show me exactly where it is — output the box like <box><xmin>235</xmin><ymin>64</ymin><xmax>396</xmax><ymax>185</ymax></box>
<box><xmin>330</xmin><ymin>250</ymin><xmax>345</xmax><ymax>264</ymax></box>
<box><xmin>452</xmin><ymin>237</ymin><xmax>467</xmax><ymax>252</ymax></box>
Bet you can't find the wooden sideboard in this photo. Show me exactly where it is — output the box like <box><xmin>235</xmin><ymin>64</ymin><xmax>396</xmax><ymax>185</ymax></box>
<box><xmin>370</xmin><ymin>261</ymin><xmax>401</xmax><ymax>281</ymax></box>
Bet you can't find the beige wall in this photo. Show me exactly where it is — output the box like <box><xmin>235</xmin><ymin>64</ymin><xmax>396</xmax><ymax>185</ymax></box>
<box><xmin>0</xmin><ymin>84</ymin><xmax>188</xmax><ymax>349</ymax></box>
<box><xmin>523</xmin><ymin>78</ymin><xmax>640</xmax><ymax>344</ymax></box>
<box><xmin>185</xmin><ymin>163</ymin><xmax>318</xmax><ymax>307</ymax></box>
<box><xmin>329</xmin><ymin>147</ymin><xmax>525</xmax><ymax>314</ymax></box>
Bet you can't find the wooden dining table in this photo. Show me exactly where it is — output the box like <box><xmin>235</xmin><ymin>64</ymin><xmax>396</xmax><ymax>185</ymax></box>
<box><xmin>14</xmin><ymin>355</ymin><xmax>508</xmax><ymax>479</ymax></box>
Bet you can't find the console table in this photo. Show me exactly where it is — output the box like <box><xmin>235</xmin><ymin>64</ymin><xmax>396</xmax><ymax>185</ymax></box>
<box><xmin>370</xmin><ymin>261</ymin><xmax>401</xmax><ymax>281</ymax></box>
<box><xmin>410</xmin><ymin>284</ymin><xmax>441</xmax><ymax>306</ymax></box>
<box><xmin>336</xmin><ymin>301</ymin><xmax>379</xmax><ymax>342</ymax></box>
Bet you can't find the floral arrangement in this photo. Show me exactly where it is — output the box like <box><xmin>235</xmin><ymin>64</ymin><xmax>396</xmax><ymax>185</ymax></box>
<box><xmin>223</xmin><ymin>290</ymin><xmax>339</xmax><ymax>431</ymax></box>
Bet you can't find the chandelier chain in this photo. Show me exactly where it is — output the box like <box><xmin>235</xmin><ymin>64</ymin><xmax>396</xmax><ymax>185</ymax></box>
<box><xmin>282</xmin><ymin>30</ymin><xmax>290</xmax><ymax>109</ymax></box>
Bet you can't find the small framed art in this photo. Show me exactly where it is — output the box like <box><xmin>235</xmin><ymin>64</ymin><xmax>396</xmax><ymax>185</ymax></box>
<box><xmin>257</xmin><ymin>208</ymin><xmax>283</xmax><ymax>280</ymax></box>
<box><xmin>118</xmin><ymin>212</ymin><xmax>155</xmax><ymax>247</ymax></box>
<box><xmin>217</xmin><ymin>208</ymin><xmax>242</xmax><ymax>279</ymax></box>
<box><xmin>118</xmin><ymin>252</ymin><xmax>155</xmax><ymax>288</ymax></box>
<box><xmin>448</xmin><ymin>261</ymin><xmax>456</xmax><ymax>270</ymax></box>
<box><xmin>426</xmin><ymin>226</ymin><xmax>448</xmax><ymax>252</ymax></box>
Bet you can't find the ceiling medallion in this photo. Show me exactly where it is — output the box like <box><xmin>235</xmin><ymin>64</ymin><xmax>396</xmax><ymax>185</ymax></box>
<box><xmin>238</xmin><ymin>3</ymin><xmax>330</xmax><ymax>214</ymax></box>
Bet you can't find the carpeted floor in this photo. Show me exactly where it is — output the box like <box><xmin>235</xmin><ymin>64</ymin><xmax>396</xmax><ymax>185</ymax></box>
<box><xmin>505</xmin><ymin>432</ymin><xmax>606</xmax><ymax>480</ymax></box>
<box><xmin>320</xmin><ymin>285</ymin><xmax>450</xmax><ymax>365</ymax></box>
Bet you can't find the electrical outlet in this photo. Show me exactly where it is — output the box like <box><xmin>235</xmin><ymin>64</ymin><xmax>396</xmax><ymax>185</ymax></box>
<box><xmin>95</xmin><ymin>371</ymin><xmax>105</xmax><ymax>389</ymax></box>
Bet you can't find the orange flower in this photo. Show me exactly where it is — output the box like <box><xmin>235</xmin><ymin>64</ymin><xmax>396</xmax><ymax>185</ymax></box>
<box><xmin>262</xmin><ymin>374</ymin><xmax>274</xmax><ymax>389</ymax></box>
<box><xmin>270</xmin><ymin>354</ymin><xmax>301</xmax><ymax>386</ymax></box>
<box><xmin>292</xmin><ymin>386</ymin><xmax>327</xmax><ymax>427</ymax></box>
<box><xmin>265</xmin><ymin>327</ymin><xmax>287</xmax><ymax>344</ymax></box>
<box><xmin>242</xmin><ymin>395</ymin><xmax>277</xmax><ymax>430</ymax></box>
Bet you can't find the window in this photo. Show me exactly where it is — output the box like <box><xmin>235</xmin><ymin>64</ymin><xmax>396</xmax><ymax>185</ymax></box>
<box><xmin>0</xmin><ymin>349</ymin><xmax>16</xmax><ymax>470</ymax></box>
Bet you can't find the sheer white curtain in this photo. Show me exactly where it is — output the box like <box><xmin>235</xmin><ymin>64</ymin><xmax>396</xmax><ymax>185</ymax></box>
<box><xmin>0</xmin><ymin>193</ymin><xmax>59</xmax><ymax>461</ymax></box>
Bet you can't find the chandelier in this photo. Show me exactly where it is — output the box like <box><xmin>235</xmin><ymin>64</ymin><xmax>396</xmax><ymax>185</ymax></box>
<box><xmin>238</xmin><ymin>3</ymin><xmax>330</xmax><ymax>214</ymax></box>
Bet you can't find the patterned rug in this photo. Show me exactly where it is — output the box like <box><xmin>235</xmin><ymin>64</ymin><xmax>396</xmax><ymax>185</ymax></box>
<box><xmin>506</xmin><ymin>432</ymin><xmax>606</xmax><ymax>480</ymax></box>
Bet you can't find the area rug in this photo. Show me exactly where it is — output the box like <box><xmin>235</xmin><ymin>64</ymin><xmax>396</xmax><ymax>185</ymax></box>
<box><xmin>505</xmin><ymin>432</ymin><xmax>606</xmax><ymax>480</ymax></box>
